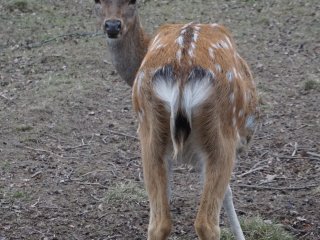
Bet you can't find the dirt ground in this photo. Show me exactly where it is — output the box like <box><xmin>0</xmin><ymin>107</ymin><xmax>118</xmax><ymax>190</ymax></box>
<box><xmin>0</xmin><ymin>0</ymin><xmax>319</xmax><ymax>239</ymax></box>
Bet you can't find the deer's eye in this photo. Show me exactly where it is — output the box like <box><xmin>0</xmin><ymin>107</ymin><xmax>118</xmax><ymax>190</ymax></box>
<box><xmin>129</xmin><ymin>0</ymin><xmax>136</xmax><ymax>5</ymax></box>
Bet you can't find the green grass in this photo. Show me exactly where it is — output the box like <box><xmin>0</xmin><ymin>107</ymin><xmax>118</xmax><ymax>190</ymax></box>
<box><xmin>1</xmin><ymin>161</ymin><xmax>11</xmax><ymax>171</ymax></box>
<box><xmin>304</xmin><ymin>79</ymin><xmax>320</xmax><ymax>91</ymax></box>
<box><xmin>6</xmin><ymin>0</ymin><xmax>31</xmax><ymax>13</ymax></box>
<box><xmin>12</xmin><ymin>191</ymin><xmax>25</xmax><ymax>199</ymax></box>
<box><xmin>15</xmin><ymin>124</ymin><xmax>33</xmax><ymax>132</ymax></box>
<box><xmin>104</xmin><ymin>182</ymin><xmax>147</xmax><ymax>204</ymax></box>
<box><xmin>221</xmin><ymin>217</ymin><xmax>294</xmax><ymax>240</ymax></box>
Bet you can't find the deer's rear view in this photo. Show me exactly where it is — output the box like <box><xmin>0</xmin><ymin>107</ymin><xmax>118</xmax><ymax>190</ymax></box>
<box><xmin>94</xmin><ymin>0</ymin><xmax>258</xmax><ymax>239</ymax></box>
<box><xmin>133</xmin><ymin>23</ymin><xmax>258</xmax><ymax>240</ymax></box>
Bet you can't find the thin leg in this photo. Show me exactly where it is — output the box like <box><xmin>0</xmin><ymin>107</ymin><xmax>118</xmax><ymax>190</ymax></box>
<box><xmin>140</xmin><ymin>132</ymin><xmax>172</xmax><ymax>240</ymax></box>
<box><xmin>194</xmin><ymin>151</ymin><xmax>234</xmax><ymax>240</ymax></box>
<box><xmin>223</xmin><ymin>185</ymin><xmax>245</xmax><ymax>240</ymax></box>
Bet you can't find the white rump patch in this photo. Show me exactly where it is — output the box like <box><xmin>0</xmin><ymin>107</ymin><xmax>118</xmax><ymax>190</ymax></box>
<box><xmin>182</xmin><ymin>76</ymin><xmax>213</xmax><ymax>119</ymax></box>
<box><xmin>153</xmin><ymin>78</ymin><xmax>179</xmax><ymax>112</ymax></box>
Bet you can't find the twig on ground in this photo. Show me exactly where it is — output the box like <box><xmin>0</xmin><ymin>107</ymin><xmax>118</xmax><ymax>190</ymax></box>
<box><xmin>2</xmin><ymin>31</ymin><xmax>104</xmax><ymax>52</ymax></box>
<box><xmin>23</xmin><ymin>146</ymin><xmax>79</xmax><ymax>159</ymax></box>
<box><xmin>236</xmin><ymin>184</ymin><xmax>318</xmax><ymax>191</ymax></box>
<box><xmin>79</xmin><ymin>169</ymin><xmax>116</xmax><ymax>178</ymax></box>
<box><xmin>237</xmin><ymin>166</ymin><xmax>267</xmax><ymax>178</ymax></box>
<box><xmin>103</xmin><ymin>59</ymin><xmax>112</xmax><ymax>64</ymax></box>
<box><xmin>103</xmin><ymin>129</ymin><xmax>139</xmax><ymax>141</ymax></box>
<box><xmin>59</xmin><ymin>143</ymin><xmax>89</xmax><ymax>151</ymax></box>
<box><xmin>25</xmin><ymin>32</ymin><xmax>104</xmax><ymax>49</ymax></box>
<box><xmin>31</xmin><ymin>171</ymin><xmax>43</xmax><ymax>178</ymax></box>
<box><xmin>90</xmin><ymin>194</ymin><xmax>104</xmax><ymax>202</ymax></box>
<box><xmin>23</xmin><ymin>146</ymin><xmax>62</xmax><ymax>158</ymax></box>
<box><xmin>307</xmin><ymin>152</ymin><xmax>320</xmax><ymax>158</ymax></box>
<box><xmin>292</xmin><ymin>142</ymin><xmax>298</xmax><ymax>156</ymax></box>
<box><xmin>30</xmin><ymin>197</ymin><xmax>41</xmax><ymax>208</ymax></box>
<box><xmin>276</xmin><ymin>154</ymin><xmax>320</xmax><ymax>161</ymax></box>
<box><xmin>74</xmin><ymin>181</ymin><xmax>108</xmax><ymax>189</ymax></box>
<box><xmin>0</xmin><ymin>93</ymin><xmax>15</xmax><ymax>103</ymax></box>
<box><xmin>107</xmin><ymin>235</ymin><xmax>122</xmax><ymax>239</ymax></box>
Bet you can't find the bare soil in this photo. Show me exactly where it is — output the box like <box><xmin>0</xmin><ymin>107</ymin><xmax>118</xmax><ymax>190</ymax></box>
<box><xmin>0</xmin><ymin>0</ymin><xmax>319</xmax><ymax>239</ymax></box>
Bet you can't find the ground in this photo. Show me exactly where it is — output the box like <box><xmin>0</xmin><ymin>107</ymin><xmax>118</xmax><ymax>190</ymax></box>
<box><xmin>0</xmin><ymin>0</ymin><xmax>319</xmax><ymax>239</ymax></box>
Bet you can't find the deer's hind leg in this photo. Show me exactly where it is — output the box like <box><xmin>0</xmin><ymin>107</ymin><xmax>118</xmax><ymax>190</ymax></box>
<box><xmin>194</xmin><ymin>133</ymin><xmax>236</xmax><ymax>240</ymax></box>
<box><xmin>139</xmin><ymin>117</ymin><xmax>172</xmax><ymax>240</ymax></box>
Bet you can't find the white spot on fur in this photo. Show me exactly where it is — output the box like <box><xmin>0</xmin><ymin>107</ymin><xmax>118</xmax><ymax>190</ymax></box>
<box><xmin>188</xmin><ymin>42</ymin><xmax>196</xmax><ymax>58</ymax></box>
<box><xmin>238</xmin><ymin>72</ymin><xmax>244</xmax><ymax>80</ymax></box>
<box><xmin>212</xmin><ymin>41</ymin><xmax>228</xmax><ymax>49</ymax></box>
<box><xmin>220</xmin><ymin>41</ymin><xmax>229</xmax><ymax>49</ymax></box>
<box><xmin>211</xmin><ymin>43</ymin><xmax>219</xmax><ymax>49</ymax></box>
<box><xmin>227</xmin><ymin>70</ymin><xmax>234</xmax><ymax>82</ymax></box>
<box><xmin>239</xmin><ymin>109</ymin><xmax>244</xmax><ymax>117</ymax></box>
<box><xmin>151</xmin><ymin>34</ymin><xmax>160</xmax><ymax>45</ymax></box>
<box><xmin>176</xmin><ymin>49</ymin><xmax>182</xmax><ymax>62</ymax></box>
<box><xmin>215</xmin><ymin>64</ymin><xmax>222</xmax><ymax>73</ymax></box>
<box><xmin>209</xmin><ymin>47</ymin><xmax>215</xmax><ymax>59</ymax></box>
<box><xmin>225</xmin><ymin>37</ymin><xmax>233</xmax><ymax>48</ymax></box>
<box><xmin>194</xmin><ymin>25</ymin><xmax>201</xmax><ymax>31</ymax></box>
<box><xmin>211</xmin><ymin>23</ymin><xmax>219</xmax><ymax>28</ymax></box>
<box><xmin>232</xmin><ymin>117</ymin><xmax>237</xmax><ymax>127</ymax></box>
<box><xmin>245</xmin><ymin>91</ymin><xmax>252</xmax><ymax>102</ymax></box>
<box><xmin>193</xmin><ymin>32</ymin><xmax>199</xmax><ymax>42</ymax></box>
<box><xmin>140</xmin><ymin>56</ymin><xmax>147</xmax><ymax>67</ymax></box>
<box><xmin>229</xmin><ymin>92</ymin><xmax>235</xmax><ymax>103</ymax></box>
<box><xmin>182</xmin><ymin>22</ymin><xmax>193</xmax><ymax>29</ymax></box>
<box><xmin>236</xmin><ymin>130</ymin><xmax>241</xmax><ymax>141</ymax></box>
<box><xmin>176</xmin><ymin>35</ymin><xmax>184</xmax><ymax>47</ymax></box>
<box><xmin>150</xmin><ymin>36</ymin><xmax>163</xmax><ymax>52</ymax></box>
<box><xmin>233</xmin><ymin>67</ymin><xmax>239</xmax><ymax>78</ymax></box>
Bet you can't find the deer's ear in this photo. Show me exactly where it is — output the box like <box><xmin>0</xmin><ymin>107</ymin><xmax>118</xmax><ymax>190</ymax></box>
<box><xmin>94</xmin><ymin>0</ymin><xmax>101</xmax><ymax>4</ymax></box>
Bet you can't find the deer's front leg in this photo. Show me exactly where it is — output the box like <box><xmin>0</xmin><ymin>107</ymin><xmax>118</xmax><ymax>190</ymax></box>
<box><xmin>140</xmin><ymin>132</ymin><xmax>172</xmax><ymax>240</ymax></box>
<box><xmin>195</xmin><ymin>145</ymin><xmax>234</xmax><ymax>240</ymax></box>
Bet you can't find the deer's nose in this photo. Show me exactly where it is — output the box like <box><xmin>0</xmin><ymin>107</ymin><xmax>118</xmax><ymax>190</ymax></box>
<box><xmin>105</xmin><ymin>19</ymin><xmax>122</xmax><ymax>38</ymax></box>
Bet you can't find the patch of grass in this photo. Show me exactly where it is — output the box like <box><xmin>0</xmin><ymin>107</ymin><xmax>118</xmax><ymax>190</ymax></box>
<box><xmin>1</xmin><ymin>161</ymin><xmax>11</xmax><ymax>171</ymax></box>
<box><xmin>15</xmin><ymin>124</ymin><xmax>33</xmax><ymax>132</ymax></box>
<box><xmin>104</xmin><ymin>182</ymin><xmax>147</xmax><ymax>204</ymax></box>
<box><xmin>221</xmin><ymin>217</ymin><xmax>294</xmax><ymax>240</ymax></box>
<box><xmin>304</xmin><ymin>79</ymin><xmax>320</xmax><ymax>91</ymax></box>
<box><xmin>243</xmin><ymin>0</ymin><xmax>257</xmax><ymax>3</ymax></box>
<box><xmin>12</xmin><ymin>191</ymin><xmax>25</xmax><ymax>199</ymax></box>
<box><xmin>6</xmin><ymin>0</ymin><xmax>32</xmax><ymax>13</ymax></box>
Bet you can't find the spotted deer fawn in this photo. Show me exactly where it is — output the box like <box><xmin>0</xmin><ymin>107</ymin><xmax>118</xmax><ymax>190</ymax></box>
<box><xmin>94</xmin><ymin>0</ymin><xmax>258</xmax><ymax>239</ymax></box>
